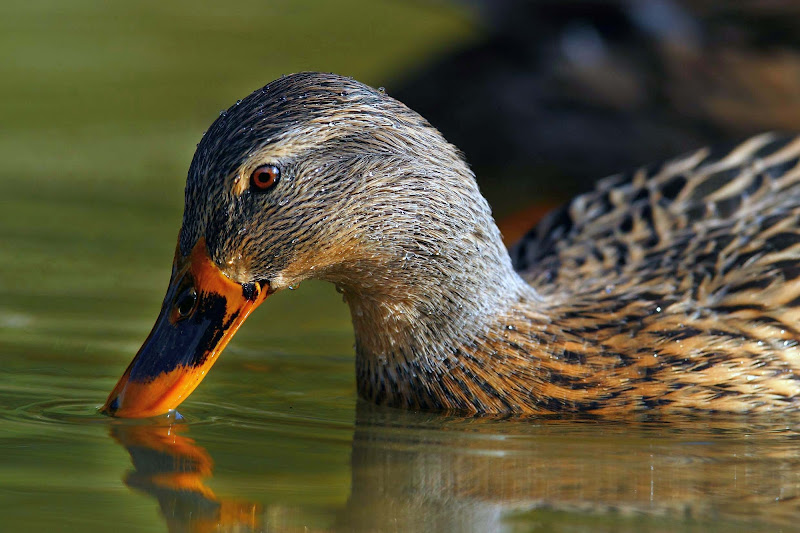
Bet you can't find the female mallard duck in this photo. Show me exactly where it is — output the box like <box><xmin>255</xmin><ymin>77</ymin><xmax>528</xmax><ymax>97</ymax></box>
<box><xmin>103</xmin><ymin>72</ymin><xmax>800</xmax><ymax>418</ymax></box>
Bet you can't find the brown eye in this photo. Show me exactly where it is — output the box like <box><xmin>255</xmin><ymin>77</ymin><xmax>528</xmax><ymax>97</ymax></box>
<box><xmin>250</xmin><ymin>164</ymin><xmax>280</xmax><ymax>192</ymax></box>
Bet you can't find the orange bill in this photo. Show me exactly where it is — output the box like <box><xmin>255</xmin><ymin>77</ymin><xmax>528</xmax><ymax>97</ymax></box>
<box><xmin>102</xmin><ymin>238</ymin><xmax>270</xmax><ymax>418</ymax></box>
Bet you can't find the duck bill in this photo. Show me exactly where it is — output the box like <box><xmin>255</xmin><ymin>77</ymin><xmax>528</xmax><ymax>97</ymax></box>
<box><xmin>102</xmin><ymin>238</ymin><xmax>269</xmax><ymax>418</ymax></box>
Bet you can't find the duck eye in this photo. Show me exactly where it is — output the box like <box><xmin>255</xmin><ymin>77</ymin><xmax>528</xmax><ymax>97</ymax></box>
<box><xmin>250</xmin><ymin>164</ymin><xmax>280</xmax><ymax>192</ymax></box>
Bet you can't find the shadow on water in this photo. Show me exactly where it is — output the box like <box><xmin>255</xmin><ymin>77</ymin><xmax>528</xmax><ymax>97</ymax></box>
<box><xmin>107</xmin><ymin>402</ymin><xmax>800</xmax><ymax>533</ymax></box>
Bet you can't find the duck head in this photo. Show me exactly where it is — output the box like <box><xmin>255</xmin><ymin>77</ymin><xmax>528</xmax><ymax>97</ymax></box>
<box><xmin>103</xmin><ymin>72</ymin><xmax>521</xmax><ymax>417</ymax></box>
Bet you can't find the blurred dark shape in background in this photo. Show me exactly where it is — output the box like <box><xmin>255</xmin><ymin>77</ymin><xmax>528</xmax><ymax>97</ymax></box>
<box><xmin>392</xmin><ymin>0</ymin><xmax>800</xmax><ymax>215</ymax></box>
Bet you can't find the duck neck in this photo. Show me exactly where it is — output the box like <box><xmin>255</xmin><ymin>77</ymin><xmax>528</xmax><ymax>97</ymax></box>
<box><xmin>334</xmin><ymin>215</ymin><xmax>540</xmax><ymax>410</ymax></box>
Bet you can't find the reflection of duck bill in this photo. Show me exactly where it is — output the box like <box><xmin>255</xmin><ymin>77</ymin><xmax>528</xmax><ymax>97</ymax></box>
<box><xmin>110</xmin><ymin>423</ymin><xmax>216</xmax><ymax>498</ymax></box>
<box><xmin>110</xmin><ymin>423</ymin><xmax>262</xmax><ymax>531</ymax></box>
<box><xmin>110</xmin><ymin>423</ymin><xmax>214</xmax><ymax>475</ymax></box>
<box><xmin>103</xmin><ymin>238</ymin><xmax>270</xmax><ymax>418</ymax></box>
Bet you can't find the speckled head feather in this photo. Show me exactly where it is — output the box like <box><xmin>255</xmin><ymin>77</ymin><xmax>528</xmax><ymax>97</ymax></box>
<box><xmin>177</xmin><ymin>73</ymin><xmax>530</xmax><ymax>391</ymax></box>
<box><xmin>180</xmin><ymin>73</ymin><xmax>515</xmax><ymax>286</ymax></box>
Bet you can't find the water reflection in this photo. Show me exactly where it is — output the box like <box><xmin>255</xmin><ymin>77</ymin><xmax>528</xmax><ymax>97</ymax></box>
<box><xmin>111</xmin><ymin>423</ymin><xmax>262</xmax><ymax>532</ymax></box>
<box><xmin>109</xmin><ymin>404</ymin><xmax>800</xmax><ymax>532</ymax></box>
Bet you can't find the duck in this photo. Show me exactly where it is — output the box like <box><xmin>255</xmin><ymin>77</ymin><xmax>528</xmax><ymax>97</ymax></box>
<box><xmin>103</xmin><ymin>72</ymin><xmax>800</xmax><ymax>418</ymax></box>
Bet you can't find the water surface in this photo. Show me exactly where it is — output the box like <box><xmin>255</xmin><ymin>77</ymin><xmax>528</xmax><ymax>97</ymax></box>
<box><xmin>3</xmin><ymin>386</ymin><xmax>800</xmax><ymax>532</ymax></box>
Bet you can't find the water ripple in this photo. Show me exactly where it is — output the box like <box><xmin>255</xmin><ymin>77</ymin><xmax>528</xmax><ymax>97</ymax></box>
<box><xmin>8</xmin><ymin>398</ymin><xmax>122</xmax><ymax>426</ymax></box>
<box><xmin>3</xmin><ymin>397</ymin><xmax>353</xmax><ymax>446</ymax></box>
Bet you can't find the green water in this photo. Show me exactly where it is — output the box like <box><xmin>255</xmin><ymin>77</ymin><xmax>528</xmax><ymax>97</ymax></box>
<box><xmin>1</xmin><ymin>2</ymin><xmax>799</xmax><ymax>532</ymax></box>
